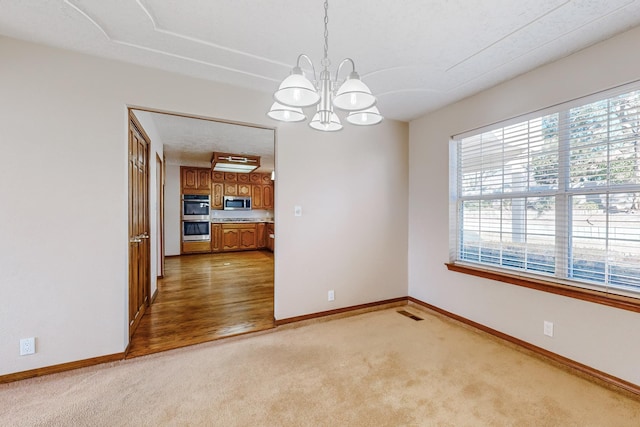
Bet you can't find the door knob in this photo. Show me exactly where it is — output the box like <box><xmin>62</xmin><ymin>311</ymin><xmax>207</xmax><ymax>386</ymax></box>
<box><xmin>130</xmin><ymin>238</ymin><xmax>142</xmax><ymax>243</ymax></box>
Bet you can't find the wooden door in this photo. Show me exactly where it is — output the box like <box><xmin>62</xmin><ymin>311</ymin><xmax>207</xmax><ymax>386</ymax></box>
<box><xmin>128</xmin><ymin>115</ymin><xmax>150</xmax><ymax>338</ymax></box>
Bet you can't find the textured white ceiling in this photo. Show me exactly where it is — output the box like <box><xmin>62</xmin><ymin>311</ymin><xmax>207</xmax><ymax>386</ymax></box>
<box><xmin>3</xmin><ymin>1</ymin><xmax>640</xmax><ymax>162</ymax></box>
<box><xmin>133</xmin><ymin>110</ymin><xmax>275</xmax><ymax>171</ymax></box>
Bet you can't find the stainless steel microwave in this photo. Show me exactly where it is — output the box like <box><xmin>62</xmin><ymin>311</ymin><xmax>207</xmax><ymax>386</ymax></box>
<box><xmin>223</xmin><ymin>196</ymin><xmax>251</xmax><ymax>210</ymax></box>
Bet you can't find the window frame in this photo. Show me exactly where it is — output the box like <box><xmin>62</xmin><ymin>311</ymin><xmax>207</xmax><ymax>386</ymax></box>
<box><xmin>449</xmin><ymin>81</ymin><xmax>640</xmax><ymax>310</ymax></box>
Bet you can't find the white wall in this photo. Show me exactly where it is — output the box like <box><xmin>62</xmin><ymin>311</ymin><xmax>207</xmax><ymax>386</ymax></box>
<box><xmin>409</xmin><ymin>25</ymin><xmax>640</xmax><ymax>385</ymax></box>
<box><xmin>164</xmin><ymin>164</ymin><xmax>181</xmax><ymax>256</ymax></box>
<box><xmin>0</xmin><ymin>36</ymin><xmax>408</xmax><ymax>376</ymax></box>
<box><xmin>275</xmin><ymin>122</ymin><xmax>409</xmax><ymax>319</ymax></box>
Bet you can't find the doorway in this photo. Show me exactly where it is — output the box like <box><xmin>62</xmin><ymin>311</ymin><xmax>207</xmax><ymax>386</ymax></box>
<box><xmin>127</xmin><ymin>108</ymin><xmax>275</xmax><ymax>358</ymax></box>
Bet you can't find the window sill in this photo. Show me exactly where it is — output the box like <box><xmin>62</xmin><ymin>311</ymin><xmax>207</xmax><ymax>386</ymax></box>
<box><xmin>445</xmin><ymin>262</ymin><xmax>640</xmax><ymax>313</ymax></box>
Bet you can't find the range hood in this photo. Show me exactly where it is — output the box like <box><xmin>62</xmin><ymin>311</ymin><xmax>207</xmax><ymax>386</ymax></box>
<box><xmin>211</xmin><ymin>152</ymin><xmax>260</xmax><ymax>173</ymax></box>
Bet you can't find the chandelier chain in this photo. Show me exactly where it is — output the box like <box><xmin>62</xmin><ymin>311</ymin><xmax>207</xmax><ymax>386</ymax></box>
<box><xmin>322</xmin><ymin>0</ymin><xmax>330</xmax><ymax>67</ymax></box>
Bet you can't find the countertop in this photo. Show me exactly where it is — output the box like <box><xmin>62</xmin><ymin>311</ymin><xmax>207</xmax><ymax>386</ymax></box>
<box><xmin>211</xmin><ymin>218</ymin><xmax>274</xmax><ymax>224</ymax></box>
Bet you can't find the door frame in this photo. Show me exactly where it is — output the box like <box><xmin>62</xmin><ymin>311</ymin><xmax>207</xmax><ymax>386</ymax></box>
<box><xmin>156</xmin><ymin>153</ymin><xmax>165</xmax><ymax>283</ymax></box>
<box><xmin>126</xmin><ymin>105</ymin><xmax>277</xmax><ymax>339</ymax></box>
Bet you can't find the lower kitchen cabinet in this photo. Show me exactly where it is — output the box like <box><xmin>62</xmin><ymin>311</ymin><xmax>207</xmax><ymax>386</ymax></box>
<box><xmin>183</xmin><ymin>222</ymin><xmax>271</xmax><ymax>254</ymax></box>
<box><xmin>181</xmin><ymin>240</ymin><xmax>212</xmax><ymax>254</ymax></box>
<box><xmin>211</xmin><ymin>223</ymin><xmax>222</xmax><ymax>252</ymax></box>
<box><xmin>222</xmin><ymin>223</ymin><xmax>257</xmax><ymax>251</ymax></box>
<box><xmin>267</xmin><ymin>223</ymin><xmax>274</xmax><ymax>252</ymax></box>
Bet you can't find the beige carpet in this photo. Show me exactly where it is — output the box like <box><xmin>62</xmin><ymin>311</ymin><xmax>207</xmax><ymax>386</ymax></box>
<box><xmin>1</xmin><ymin>306</ymin><xmax>639</xmax><ymax>426</ymax></box>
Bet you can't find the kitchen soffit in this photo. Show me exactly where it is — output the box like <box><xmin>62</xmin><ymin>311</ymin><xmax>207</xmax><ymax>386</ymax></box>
<box><xmin>1</xmin><ymin>1</ymin><xmax>640</xmax><ymax>122</ymax></box>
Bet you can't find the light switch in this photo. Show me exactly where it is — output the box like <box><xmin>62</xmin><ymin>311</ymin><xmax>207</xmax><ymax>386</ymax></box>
<box><xmin>294</xmin><ymin>205</ymin><xmax>302</xmax><ymax>217</ymax></box>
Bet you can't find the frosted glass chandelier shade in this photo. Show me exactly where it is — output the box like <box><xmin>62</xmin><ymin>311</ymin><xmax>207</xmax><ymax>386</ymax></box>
<box><xmin>273</xmin><ymin>70</ymin><xmax>321</xmax><ymax>108</ymax></box>
<box><xmin>267</xmin><ymin>102</ymin><xmax>306</xmax><ymax>122</ymax></box>
<box><xmin>309</xmin><ymin>111</ymin><xmax>343</xmax><ymax>132</ymax></box>
<box><xmin>346</xmin><ymin>106</ymin><xmax>383</xmax><ymax>126</ymax></box>
<box><xmin>333</xmin><ymin>73</ymin><xmax>376</xmax><ymax>111</ymax></box>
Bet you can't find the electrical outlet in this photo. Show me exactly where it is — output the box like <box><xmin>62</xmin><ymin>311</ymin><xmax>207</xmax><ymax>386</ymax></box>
<box><xmin>294</xmin><ymin>205</ymin><xmax>302</xmax><ymax>217</ymax></box>
<box><xmin>543</xmin><ymin>321</ymin><xmax>554</xmax><ymax>337</ymax></box>
<box><xmin>20</xmin><ymin>337</ymin><xmax>35</xmax><ymax>356</ymax></box>
<box><xmin>328</xmin><ymin>290</ymin><xmax>335</xmax><ymax>301</ymax></box>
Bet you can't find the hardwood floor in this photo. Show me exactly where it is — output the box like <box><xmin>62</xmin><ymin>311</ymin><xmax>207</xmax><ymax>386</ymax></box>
<box><xmin>126</xmin><ymin>250</ymin><xmax>274</xmax><ymax>359</ymax></box>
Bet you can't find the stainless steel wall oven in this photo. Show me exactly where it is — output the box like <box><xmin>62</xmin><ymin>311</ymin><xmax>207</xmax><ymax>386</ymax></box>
<box><xmin>182</xmin><ymin>194</ymin><xmax>210</xmax><ymax>220</ymax></box>
<box><xmin>182</xmin><ymin>221</ymin><xmax>210</xmax><ymax>242</ymax></box>
<box><xmin>182</xmin><ymin>194</ymin><xmax>211</xmax><ymax>242</ymax></box>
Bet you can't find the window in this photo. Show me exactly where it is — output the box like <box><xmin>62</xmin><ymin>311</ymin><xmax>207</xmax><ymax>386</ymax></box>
<box><xmin>451</xmin><ymin>83</ymin><xmax>640</xmax><ymax>298</ymax></box>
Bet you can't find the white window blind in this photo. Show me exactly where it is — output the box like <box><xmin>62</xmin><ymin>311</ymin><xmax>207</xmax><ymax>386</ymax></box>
<box><xmin>451</xmin><ymin>83</ymin><xmax>640</xmax><ymax>297</ymax></box>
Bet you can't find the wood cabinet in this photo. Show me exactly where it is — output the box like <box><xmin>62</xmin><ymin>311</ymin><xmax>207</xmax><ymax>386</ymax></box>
<box><xmin>224</xmin><ymin>172</ymin><xmax>238</xmax><ymax>182</ymax></box>
<box><xmin>181</xmin><ymin>166</ymin><xmax>211</xmax><ymax>194</ymax></box>
<box><xmin>211</xmin><ymin>172</ymin><xmax>274</xmax><ymax>208</ymax></box>
<box><xmin>182</xmin><ymin>221</ymin><xmax>271</xmax><ymax>254</ymax></box>
<box><xmin>256</xmin><ymin>223</ymin><xmax>266</xmax><ymax>249</ymax></box>
<box><xmin>224</xmin><ymin>183</ymin><xmax>238</xmax><ymax>196</ymax></box>
<box><xmin>262</xmin><ymin>185</ymin><xmax>274</xmax><ymax>209</ymax></box>
<box><xmin>211</xmin><ymin>183</ymin><xmax>224</xmax><ymax>210</ymax></box>
<box><xmin>252</xmin><ymin>184</ymin><xmax>263</xmax><ymax>209</ymax></box>
<box><xmin>211</xmin><ymin>223</ymin><xmax>222</xmax><ymax>252</ymax></box>
<box><xmin>222</xmin><ymin>223</ymin><xmax>257</xmax><ymax>251</ymax></box>
<box><xmin>238</xmin><ymin>183</ymin><xmax>251</xmax><ymax>197</ymax></box>
<box><xmin>249</xmin><ymin>173</ymin><xmax>262</xmax><ymax>184</ymax></box>
<box><xmin>249</xmin><ymin>184</ymin><xmax>273</xmax><ymax>209</ymax></box>
<box><xmin>267</xmin><ymin>223</ymin><xmax>275</xmax><ymax>252</ymax></box>
<box><xmin>181</xmin><ymin>240</ymin><xmax>212</xmax><ymax>254</ymax></box>
<box><xmin>212</xmin><ymin>171</ymin><xmax>225</xmax><ymax>182</ymax></box>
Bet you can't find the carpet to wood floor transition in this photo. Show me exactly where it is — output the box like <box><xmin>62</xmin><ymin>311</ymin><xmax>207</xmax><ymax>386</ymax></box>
<box><xmin>1</xmin><ymin>306</ymin><xmax>639</xmax><ymax>426</ymax></box>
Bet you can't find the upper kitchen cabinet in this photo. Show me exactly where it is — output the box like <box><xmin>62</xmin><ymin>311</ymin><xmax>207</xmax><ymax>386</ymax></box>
<box><xmin>212</xmin><ymin>171</ymin><xmax>274</xmax><ymax>207</ymax></box>
<box><xmin>211</xmin><ymin>182</ymin><xmax>224</xmax><ymax>209</ymax></box>
<box><xmin>224</xmin><ymin>183</ymin><xmax>238</xmax><ymax>196</ymax></box>
<box><xmin>252</xmin><ymin>184</ymin><xmax>263</xmax><ymax>209</ymax></box>
<box><xmin>262</xmin><ymin>185</ymin><xmax>274</xmax><ymax>209</ymax></box>
<box><xmin>223</xmin><ymin>172</ymin><xmax>238</xmax><ymax>182</ymax></box>
<box><xmin>238</xmin><ymin>183</ymin><xmax>251</xmax><ymax>197</ymax></box>
<box><xmin>212</xmin><ymin>171</ymin><xmax>225</xmax><ymax>182</ymax></box>
<box><xmin>181</xmin><ymin>166</ymin><xmax>211</xmax><ymax>195</ymax></box>
<box><xmin>249</xmin><ymin>173</ymin><xmax>262</xmax><ymax>184</ymax></box>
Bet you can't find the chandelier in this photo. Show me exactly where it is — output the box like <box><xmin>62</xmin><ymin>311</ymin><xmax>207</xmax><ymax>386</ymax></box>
<box><xmin>267</xmin><ymin>0</ymin><xmax>383</xmax><ymax>132</ymax></box>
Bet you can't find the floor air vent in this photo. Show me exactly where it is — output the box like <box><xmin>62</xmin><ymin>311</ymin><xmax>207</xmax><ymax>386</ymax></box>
<box><xmin>397</xmin><ymin>310</ymin><xmax>423</xmax><ymax>321</ymax></box>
